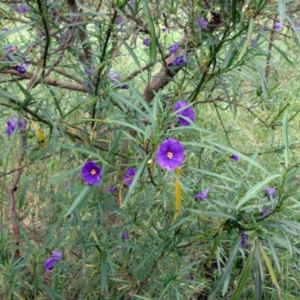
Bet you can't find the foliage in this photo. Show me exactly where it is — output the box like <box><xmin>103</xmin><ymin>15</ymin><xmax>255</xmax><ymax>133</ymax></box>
<box><xmin>1</xmin><ymin>0</ymin><xmax>300</xmax><ymax>299</ymax></box>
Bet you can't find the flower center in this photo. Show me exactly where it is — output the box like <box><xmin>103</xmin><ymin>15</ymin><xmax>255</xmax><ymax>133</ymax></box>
<box><xmin>90</xmin><ymin>169</ymin><xmax>97</xmax><ymax>176</ymax></box>
<box><xmin>166</xmin><ymin>152</ymin><xmax>173</xmax><ymax>159</ymax></box>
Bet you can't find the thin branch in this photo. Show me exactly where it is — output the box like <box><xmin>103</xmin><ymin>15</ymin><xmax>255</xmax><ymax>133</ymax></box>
<box><xmin>2</xmin><ymin>69</ymin><xmax>89</xmax><ymax>92</ymax></box>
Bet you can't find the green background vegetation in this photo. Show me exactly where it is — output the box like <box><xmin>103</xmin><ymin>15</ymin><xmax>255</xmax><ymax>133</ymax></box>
<box><xmin>1</xmin><ymin>0</ymin><xmax>300</xmax><ymax>299</ymax></box>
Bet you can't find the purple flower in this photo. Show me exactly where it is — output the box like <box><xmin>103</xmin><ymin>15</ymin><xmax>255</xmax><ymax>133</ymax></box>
<box><xmin>17</xmin><ymin>5</ymin><xmax>29</xmax><ymax>14</ymax></box>
<box><xmin>251</xmin><ymin>38</ymin><xmax>257</xmax><ymax>47</ymax></box>
<box><xmin>169</xmin><ymin>55</ymin><xmax>187</xmax><ymax>67</ymax></box>
<box><xmin>169</xmin><ymin>42</ymin><xmax>178</xmax><ymax>54</ymax></box>
<box><xmin>52</xmin><ymin>250</ymin><xmax>62</xmax><ymax>261</ymax></box>
<box><xmin>108</xmin><ymin>70</ymin><xmax>121</xmax><ymax>83</ymax></box>
<box><xmin>260</xmin><ymin>206</ymin><xmax>270</xmax><ymax>219</ymax></box>
<box><xmin>81</xmin><ymin>161</ymin><xmax>102</xmax><ymax>185</ymax></box>
<box><xmin>44</xmin><ymin>257</ymin><xmax>55</xmax><ymax>272</ymax></box>
<box><xmin>108</xmin><ymin>187</ymin><xmax>116</xmax><ymax>194</ymax></box>
<box><xmin>162</xmin><ymin>28</ymin><xmax>167</xmax><ymax>33</ymax></box>
<box><xmin>173</xmin><ymin>100</ymin><xmax>196</xmax><ymax>126</ymax></box>
<box><xmin>274</xmin><ymin>22</ymin><xmax>282</xmax><ymax>31</ymax></box>
<box><xmin>156</xmin><ymin>138</ymin><xmax>185</xmax><ymax>170</ymax></box>
<box><xmin>195</xmin><ymin>189</ymin><xmax>209</xmax><ymax>200</ymax></box>
<box><xmin>6</xmin><ymin>117</ymin><xmax>26</xmax><ymax>136</ymax></box>
<box><xmin>241</xmin><ymin>232</ymin><xmax>249</xmax><ymax>248</ymax></box>
<box><xmin>129</xmin><ymin>1</ymin><xmax>135</xmax><ymax>7</ymax></box>
<box><xmin>13</xmin><ymin>61</ymin><xmax>30</xmax><ymax>74</ymax></box>
<box><xmin>107</xmin><ymin>70</ymin><xmax>128</xmax><ymax>89</ymax></box>
<box><xmin>44</xmin><ymin>250</ymin><xmax>62</xmax><ymax>272</ymax></box>
<box><xmin>6</xmin><ymin>45</ymin><xmax>18</xmax><ymax>53</ymax></box>
<box><xmin>124</xmin><ymin>168</ymin><xmax>136</xmax><ymax>186</ymax></box>
<box><xmin>230</xmin><ymin>154</ymin><xmax>240</xmax><ymax>162</ymax></box>
<box><xmin>197</xmin><ymin>17</ymin><xmax>208</xmax><ymax>30</ymax></box>
<box><xmin>143</xmin><ymin>38</ymin><xmax>150</xmax><ymax>47</ymax></box>
<box><xmin>14</xmin><ymin>65</ymin><xmax>26</xmax><ymax>74</ymax></box>
<box><xmin>264</xmin><ymin>187</ymin><xmax>276</xmax><ymax>197</ymax></box>
<box><xmin>85</xmin><ymin>67</ymin><xmax>95</xmax><ymax>76</ymax></box>
<box><xmin>122</xmin><ymin>232</ymin><xmax>129</xmax><ymax>239</ymax></box>
<box><xmin>189</xmin><ymin>274</ymin><xmax>195</xmax><ymax>280</ymax></box>
<box><xmin>115</xmin><ymin>17</ymin><xmax>124</xmax><ymax>25</ymax></box>
<box><xmin>2</xmin><ymin>27</ymin><xmax>9</xmax><ymax>32</ymax></box>
<box><xmin>291</xmin><ymin>265</ymin><xmax>298</xmax><ymax>270</ymax></box>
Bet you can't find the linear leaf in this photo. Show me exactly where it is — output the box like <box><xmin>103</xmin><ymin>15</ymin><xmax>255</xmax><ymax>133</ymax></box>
<box><xmin>203</xmin><ymin>140</ymin><xmax>271</xmax><ymax>175</ymax></box>
<box><xmin>238</xmin><ymin>17</ymin><xmax>254</xmax><ymax>61</ymax></box>
<box><xmin>189</xmin><ymin>167</ymin><xmax>237</xmax><ymax>183</ymax></box>
<box><xmin>282</xmin><ymin>112</ymin><xmax>289</xmax><ymax>168</ymax></box>
<box><xmin>208</xmin><ymin>237</ymin><xmax>241</xmax><ymax>300</ymax></box>
<box><xmin>19</xmin><ymin>176</ymin><xmax>35</xmax><ymax>209</ymax></box>
<box><xmin>231</xmin><ymin>244</ymin><xmax>255</xmax><ymax>300</ymax></box>
<box><xmin>236</xmin><ymin>174</ymin><xmax>281</xmax><ymax>209</ymax></box>
<box><xmin>141</xmin><ymin>0</ymin><xmax>157</xmax><ymax>62</ymax></box>
<box><xmin>64</xmin><ymin>185</ymin><xmax>96</xmax><ymax>217</ymax></box>
<box><xmin>260</xmin><ymin>245</ymin><xmax>281</xmax><ymax>296</ymax></box>
<box><xmin>254</xmin><ymin>238</ymin><xmax>263</xmax><ymax>300</ymax></box>
<box><xmin>267</xmin><ymin>235</ymin><xmax>281</xmax><ymax>272</ymax></box>
<box><xmin>48</xmin><ymin>165</ymin><xmax>81</xmax><ymax>185</ymax></box>
<box><xmin>122</xmin><ymin>155</ymin><xmax>148</xmax><ymax>207</ymax></box>
<box><xmin>188</xmin><ymin>209</ymin><xmax>238</xmax><ymax>220</ymax></box>
<box><xmin>106</xmin><ymin>119</ymin><xmax>146</xmax><ymax>136</ymax></box>
<box><xmin>117</xmin><ymin>35</ymin><xmax>141</xmax><ymax>69</ymax></box>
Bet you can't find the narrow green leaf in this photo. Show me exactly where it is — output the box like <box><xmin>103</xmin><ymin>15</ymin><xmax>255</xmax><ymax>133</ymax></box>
<box><xmin>279</xmin><ymin>220</ymin><xmax>300</xmax><ymax>231</ymax></box>
<box><xmin>188</xmin><ymin>209</ymin><xmax>238</xmax><ymax>220</ymax></box>
<box><xmin>267</xmin><ymin>235</ymin><xmax>281</xmax><ymax>272</ymax></box>
<box><xmin>48</xmin><ymin>165</ymin><xmax>81</xmax><ymax>186</ymax></box>
<box><xmin>0</xmin><ymin>23</ymin><xmax>33</xmax><ymax>39</ymax></box>
<box><xmin>40</xmin><ymin>207</ymin><xmax>69</xmax><ymax>253</ymax></box>
<box><xmin>203</xmin><ymin>140</ymin><xmax>271</xmax><ymax>175</ymax></box>
<box><xmin>19</xmin><ymin>176</ymin><xmax>35</xmax><ymax>209</ymax></box>
<box><xmin>122</xmin><ymin>155</ymin><xmax>148</xmax><ymax>207</ymax></box>
<box><xmin>285</xmin><ymin>14</ymin><xmax>300</xmax><ymax>44</ymax></box>
<box><xmin>134</xmin><ymin>244</ymin><xmax>163</xmax><ymax>272</ymax></box>
<box><xmin>262</xmin><ymin>35</ymin><xmax>293</xmax><ymax>65</ymax></box>
<box><xmin>208</xmin><ymin>237</ymin><xmax>241</xmax><ymax>300</ymax></box>
<box><xmin>141</xmin><ymin>0</ymin><xmax>157</xmax><ymax>62</ymax></box>
<box><xmin>189</xmin><ymin>167</ymin><xmax>237</xmax><ymax>184</ymax></box>
<box><xmin>109</xmin><ymin>90</ymin><xmax>150</xmax><ymax>121</ymax></box>
<box><xmin>0</xmin><ymin>88</ymin><xmax>20</xmax><ymax>103</ymax></box>
<box><xmin>63</xmin><ymin>104</ymin><xmax>81</xmax><ymax>119</ymax></box>
<box><xmin>231</xmin><ymin>244</ymin><xmax>254</xmax><ymax>300</ymax></box>
<box><xmin>254</xmin><ymin>238</ymin><xmax>263</xmax><ymax>300</ymax></box>
<box><xmin>75</xmin><ymin>0</ymin><xmax>107</xmax><ymax>19</ymax></box>
<box><xmin>64</xmin><ymin>185</ymin><xmax>96</xmax><ymax>217</ymax></box>
<box><xmin>260</xmin><ymin>245</ymin><xmax>281</xmax><ymax>295</ymax></box>
<box><xmin>282</xmin><ymin>112</ymin><xmax>289</xmax><ymax>168</ymax></box>
<box><xmin>238</xmin><ymin>17</ymin><xmax>254</xmax><ymax>61</ymax></box>
<box><xmin>40</xmin><ymin>282</ymin><xmax>65</xmax><ymax>300</ymax></box>
<box><xmin>231</xmin><ymin>0</ymin><xmax>237</xmax><ymax>29</ymax></box>
<box><xmin>236</xmin><ymin>174</ymin><xmax>281</xmax><ymax>209</ymax></box>
<box><xmin>278</xmin><ymin>0</ymin><xmax>285</xmax><ymax>26</ymax></box>
<box><xmin>245</xmin><ymin>150</ymin><xmax>259</xmax><ymax>179</ymax></box>
<box><xmin>106</xmin><ymin>119</ymin><xmax>146</xmax><ymax>136</ymax></box>
<box><xmin>117</xmin><ymin>35</ymin><xmax>141</xmax><ymax>69</ymax></box>
<box><xmin>19</xmin><ymin>224</ymin><xmax>34</xmax><ymax>253</ymax></box>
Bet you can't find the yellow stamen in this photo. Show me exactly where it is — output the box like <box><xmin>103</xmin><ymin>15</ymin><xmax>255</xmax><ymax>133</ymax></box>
<box><xmin>90</xmin><ymin>169</ymin><xmax>97</xmax><ymax>176</ymax></box>
<box><xmin>167</xmin><ymin>152</ymin><xmax>173</xmax><ymax>159</ymax></box>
